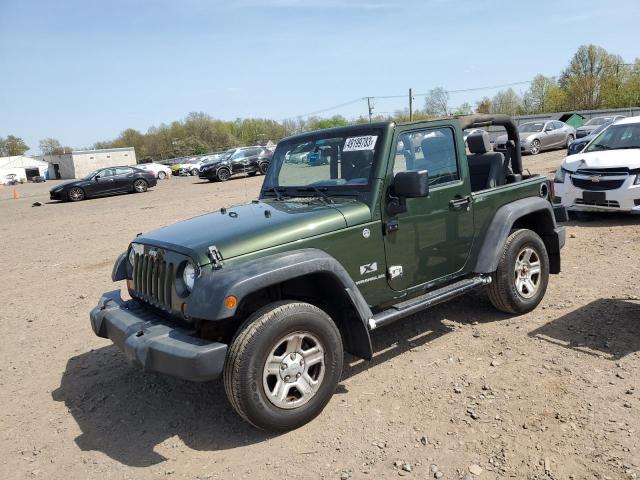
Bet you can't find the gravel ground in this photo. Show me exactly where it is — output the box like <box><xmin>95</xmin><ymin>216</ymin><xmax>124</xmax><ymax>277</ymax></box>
<box><xmin>0</xmin><ymin>150</ymin><xmax>639</xmax><ymax>480</ymax></box>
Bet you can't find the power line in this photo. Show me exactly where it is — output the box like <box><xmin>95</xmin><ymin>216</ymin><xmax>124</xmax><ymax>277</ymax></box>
<box><xmin>282</xmin><ymin>79</ymin><xmax>536</xmax><ymax>120</ymax></box>
<box><xmin>280</xmin><ymin>98</ymin><xmax>363</xmax><ymax>121</ymax></box>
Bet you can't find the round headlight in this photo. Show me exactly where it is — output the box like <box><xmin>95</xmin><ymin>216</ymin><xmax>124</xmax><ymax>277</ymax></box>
<box><xmin>182</xmin><ymin>262</ymin><xmax>196</xmax><ymax>291</ymax></box>
<box><xmin>128</xmin><ymin>248</ymin><xmax>136</xmax><ymax>266</ymax></box>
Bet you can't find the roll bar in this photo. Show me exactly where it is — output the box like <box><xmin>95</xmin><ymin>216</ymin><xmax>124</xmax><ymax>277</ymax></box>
<box><xmin>458</xmin><ymin>114</ymin><xmax>522</xmax><ymax>174</ymax></box>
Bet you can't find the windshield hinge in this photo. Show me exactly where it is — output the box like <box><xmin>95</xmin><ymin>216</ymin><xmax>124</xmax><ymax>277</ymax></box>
<box><xmin>208</xmin><ymin>245</ymin><xmax>224</xmax><ymax>269</ymax></box>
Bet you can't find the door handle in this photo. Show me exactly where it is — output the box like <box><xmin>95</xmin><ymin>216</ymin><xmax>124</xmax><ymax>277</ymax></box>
<box><xmin>449</xmin><ymin>195</ymin><xmax>471</xmax><ymax>211</ymax></box>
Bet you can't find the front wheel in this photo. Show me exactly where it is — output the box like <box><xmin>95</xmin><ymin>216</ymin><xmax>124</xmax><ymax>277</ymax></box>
<box><xmin>157</xmin><ymin>171</ymin><xmax>167</xmax><ymax>180</ymax></box>
<box><xmin>566</xmin><ymin>134</ymin><xmax>575</xmax><ymax>148</ymax></box>
<box><xmin>68</xmin><ymin>187</ymin><xmax>85</xmax><ymax>202</ymax></box>
<box><xmin>529</xmin><ymin>139</ymin><xmax>541</xmax><ymax>155</ymax></box>
<box><xmin>133</xmin><ymin>179</ymin><xmax>148</xmax><ymax>193</ymax></box>
<box><xmin>487</xmin><ymin>229</ymin><xmax>549</xmax><ymax>314</ymax></box>
<box><xmin>224</xmin><ymin>301</ymin><xmax>343</xmax><ymax>431</ymax></box>
<box><xmin>190</xmin><ymin>168</ymin><xmax>198</xmax><ymax>176</ymax></box>
<box><xmin>216</xmin><ymin>167</ymin><xmax>230</xmax><ymax>182</ymax></box>
<box><xmin>259</xmin><ymin>162</ymin><xmax>269</xmax><ymax>174</ymax></box>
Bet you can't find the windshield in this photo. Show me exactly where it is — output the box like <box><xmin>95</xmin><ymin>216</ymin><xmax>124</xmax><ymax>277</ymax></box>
<box><xmin>590</xmin><ymin>122</ymin><xmax>612</xmax><ymax>137</ymax></box>
<box><xmin>585</xmin><ymin>117</ymin><xmax>613</xmax><ymax>126</ymax></box>
<box><xmin>83</xmin><ymin>169</ymin><xmax>99</xmax><ymax>179</ymax></box>
<box><xmin>519</xmin><ymin>122</ymin><xmax>545</xmax><ymax>133</ymax></box>
<box><xmin>218</xmin><ymin>149</ymin><xmax>235</xmax><ymax>161</ymax></box>
<box><xmin>263</xmin><ymin>130</ymin><xmax>381</xmax><ymax>192</ymax></box>
<box><xmin>584</xmin><ymin>123</ymin><xmax>640</xmax><ymax>152</ymax></box>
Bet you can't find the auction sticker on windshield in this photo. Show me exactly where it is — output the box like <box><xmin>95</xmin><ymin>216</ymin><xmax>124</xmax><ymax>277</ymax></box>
<box><xmin>343</xmin><ymin>135</ymin><xmax>378</xmax><ymax>152</ymax></box>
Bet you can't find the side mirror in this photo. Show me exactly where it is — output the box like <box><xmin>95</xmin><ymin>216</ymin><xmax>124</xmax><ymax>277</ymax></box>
<box><xmin>94</xmin><ymin>175</ymin><xmax>100</xmax><ymax>181</ymax></box>
<box><xmin>388</xmin><ymin>170</ymin><xmax>429</xmax><ymax>216</ymax></box>
<box><xmin>394</xmin><ymin>169</ymin><xmax>429</xmax><ymax>198</ymax></box>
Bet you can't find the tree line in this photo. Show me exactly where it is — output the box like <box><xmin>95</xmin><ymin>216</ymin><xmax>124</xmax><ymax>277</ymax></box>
<box><xmin>421</xmin><ymin>45</ymin><xmax>640</xmax><ymax>117</ymax></box>
<box><xmin>3</xmin><ymin>44</ymin><xmax>638</xmax><ymax>160</ymax></box>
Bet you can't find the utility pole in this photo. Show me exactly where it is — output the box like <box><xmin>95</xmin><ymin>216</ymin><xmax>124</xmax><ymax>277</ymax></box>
<box><xmin>409</xmin><ymin>88</ymin><xmax>413</xmax><ymax>121</ymax></box>
<box><xmin>366</xmin><ymin>97</ymin><xmax>373</xmax><ymax>123</ymax></box>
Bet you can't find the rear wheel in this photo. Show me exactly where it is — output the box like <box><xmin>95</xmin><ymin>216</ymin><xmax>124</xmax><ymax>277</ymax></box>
<box><xmin>216</xmin><ymin>167</ymin><xmax>231</xmax><ymax>182</ymax></box>
<box><xmin>133</xmin><ymin>179</ymin><xmax>148</xmax><ymax>193</ymax></box>
<box><xmin>224</xmin><ymin>301</ymin><xmax>343</xmax><ymax>431</ymax></box>
<box><xmin>259</xmin><ymin>162</ymin><xmax>269</xmax><ymax>174</ymax></box>
<box><xmin>487</xmin><ymin>229</ymin><xmax>549</xmax><ymax>314</ymax></box>
<box><xmin>190</xmin><ymin>168</ymin><xmax>198</xmax><ymax>176</ymax></box>
<box><xmin>68</xmin><ymin>187</ymin><xmax>85</xmax><ymax>202</ymax></box>
<box><xmin>529</xmin><ymin>139</ymin><xmax>541</xmax><ymax>155</ymax></box>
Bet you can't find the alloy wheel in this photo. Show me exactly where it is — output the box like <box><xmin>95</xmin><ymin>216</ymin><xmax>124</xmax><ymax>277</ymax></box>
<box><xmin>262</xmin><ymin>331</ymin><xmax>326</xmax><ymax>410</ymax></box>
<box><xmin>530</xmin><ymin>140</ymin><xmax>541</xmax><ymax>155</ymax></box>
<box><xmin>134</xmin><ymin>179</ymin><xmax>147</xmax><ymax>192</ymax></box>
<box><xmin>513</xmin><ymin>246</ymin><xmax>541</xmax><ymax>299</ymax></box>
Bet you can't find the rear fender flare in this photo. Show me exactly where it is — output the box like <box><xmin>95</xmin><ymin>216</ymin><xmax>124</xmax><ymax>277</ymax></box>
<box><xmin>473</xmin><ymin>197</ymin><xmax>563</xmax><ymax>274</ymax></box>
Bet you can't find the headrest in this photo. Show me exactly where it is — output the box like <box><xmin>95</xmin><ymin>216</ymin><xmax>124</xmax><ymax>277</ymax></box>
<box><xmin>468</xmin><ymin>131</ymin><xmax>491</xmax><ymax>154</ymax></box>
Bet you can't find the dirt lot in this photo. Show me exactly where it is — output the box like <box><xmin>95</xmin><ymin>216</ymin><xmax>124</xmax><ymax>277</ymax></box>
<box><xmin>1</xmin><ymin>151</ymin><xmax>639</xmax><ymax>480</ymax></box>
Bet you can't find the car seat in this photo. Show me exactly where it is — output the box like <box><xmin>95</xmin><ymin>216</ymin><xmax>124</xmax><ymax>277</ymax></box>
<box><xmin>467</xmin><ymin>131</ymin><xmax>507</xmax><ymax>191</ymax></box>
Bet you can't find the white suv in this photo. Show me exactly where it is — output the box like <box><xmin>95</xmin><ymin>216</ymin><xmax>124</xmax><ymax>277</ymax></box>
<box><xmin>553</xmin><ymin>116</ymin><xmax>640</xmax><ymax>214</ymax></box>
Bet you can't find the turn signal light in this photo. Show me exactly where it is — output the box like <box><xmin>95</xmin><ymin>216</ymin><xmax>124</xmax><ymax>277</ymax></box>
<box><xmin>224</xmin><ymin>295</ymin><xmax>238</xmax><ymax>310</ymax></box>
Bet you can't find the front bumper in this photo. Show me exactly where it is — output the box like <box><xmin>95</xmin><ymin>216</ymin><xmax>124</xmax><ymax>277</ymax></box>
<box><xmin>50</xmin><ymin>190</ymin><xmax>64</xmax><ymax>200</ymax></box>
<box><xmin>90</xmin><ymin>290</ymin><xmax>227</xmax><ymax>381</ymax></box>
<box><xmin>554</xmin><ymin>175</ymin><xmax>640</xmax><ymax>213</ymax></box>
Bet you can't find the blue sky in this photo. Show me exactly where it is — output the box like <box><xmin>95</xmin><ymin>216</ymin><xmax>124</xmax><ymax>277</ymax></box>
<box><xmin>0</xmin><ymin>0</ymin><xmax>638</xmax><ymax>153</ymax></box>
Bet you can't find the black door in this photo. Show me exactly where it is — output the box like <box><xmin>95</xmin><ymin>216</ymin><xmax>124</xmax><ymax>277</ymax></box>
<box><xmin>229</xmin><ymin>150</ymin><xmax>247</xmax><ymax>174</ymax></box>
<box><xmin>113</xmin><ymin>167</ymin><xmax>135</xmax><ymax>192</ymax></box>
<box><xmin>89</xmin><ymin>168</ymin><xmax>117</xmax><ymax>195</ymax></box>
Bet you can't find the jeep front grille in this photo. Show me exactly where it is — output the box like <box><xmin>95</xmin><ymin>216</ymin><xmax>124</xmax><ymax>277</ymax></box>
<box><xmin>132</xmin><ymin>253</ymin><xmax>174</xmax><ymax>310</ymax></box>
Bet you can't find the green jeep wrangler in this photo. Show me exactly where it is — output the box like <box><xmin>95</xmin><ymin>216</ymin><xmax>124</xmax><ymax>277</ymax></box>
<box><xmin>91</xmin><ymin>115</ymin><xmax>566</xmax><ymax>431</ymax></box>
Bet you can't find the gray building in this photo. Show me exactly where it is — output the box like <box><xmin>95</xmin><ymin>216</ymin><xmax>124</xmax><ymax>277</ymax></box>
<box><xmin>44</xmin><ymin>147</ymin><xmax>137</xmax><ymax>179</ymax></box>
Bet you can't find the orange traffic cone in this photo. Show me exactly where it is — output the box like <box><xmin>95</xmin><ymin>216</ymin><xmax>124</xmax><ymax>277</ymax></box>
<box><xmin>12</xmin><ymin>187</ymin><xmax>19</xmax><ymax>199</ymax></box>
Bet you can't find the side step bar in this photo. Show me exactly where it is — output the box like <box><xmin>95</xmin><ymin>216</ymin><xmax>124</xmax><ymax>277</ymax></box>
<box><xmin>368</xmin><ymin>275</ymin><xmax>491</xmax><ymax>330</ymax></box>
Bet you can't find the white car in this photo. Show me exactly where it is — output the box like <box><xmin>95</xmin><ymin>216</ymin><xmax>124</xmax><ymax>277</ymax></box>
<box><xmin>553</xmin><ymin>116</ymin><xmax>640</xmax><ymax>214</ymax></box>
<box><xmin>138</xmin><ymin>163</ymin><xmax>172</xmax><ymax>180</ymax></box>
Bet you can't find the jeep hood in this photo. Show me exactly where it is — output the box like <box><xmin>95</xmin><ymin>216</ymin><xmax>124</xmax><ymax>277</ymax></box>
<box><xmin>562</xmin><ymin>149</ymin><xmax>640</xmax><ymax>172</ymax></box>
<box><xmin>134</xmin><ymin>199</ymin><xmax>371</xmax><ymax>265</ymax></box>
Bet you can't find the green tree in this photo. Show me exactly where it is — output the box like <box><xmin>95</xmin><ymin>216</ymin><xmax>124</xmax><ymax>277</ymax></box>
<box><xmin>1</xmin><ymin>135</ymin><xmax>29</xmax><ymax>156</ymax></box>
<box><xmin>452</xmin><ymin>102</ymin><xmax>473</xmax><ymax>116</ymax></box>
<box><xmin>522</xmin><ymin>75</ymin><xmax>566</xmax><ymax>113</ymax></box>
<box><xmin>475</xmin><ymin>97</ymin><xmax>492</xmax><ymax>114</ymax></box>
<box><xmin>491</xmin><ymin>88</ymin><xmax>523</xmax><ymax>116</ymax></box>
<box><xmin>559</xmin><ymin>44</ymin><xmax>622</xmax><ymax>110</ymax></box>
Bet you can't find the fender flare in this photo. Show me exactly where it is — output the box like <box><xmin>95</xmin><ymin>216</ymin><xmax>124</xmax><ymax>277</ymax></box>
<box><xmin>473</xmin><ymin>197</ymin><xmax>563</xmax><ymax>274</ymax></box>
<box><xmin>188</xmin><ymin>248</ymin><xmax>374</xmax><ymax>360</ymax></box>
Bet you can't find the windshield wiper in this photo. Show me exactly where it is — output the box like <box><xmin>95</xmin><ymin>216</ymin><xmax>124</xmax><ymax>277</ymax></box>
<box><xmin>590</xmin><ymin>144</ymin><xmax>613</xmax><ymax>151</ymax></box>
<box><xmin>263</xmin><ymin>186</ymin><xmax>287</xmax><ymax>201</ymax></box>
<box><xmin>295</xmin><ymin>186</ymin><xmax>335</xmax><ymax>205</ymax></box>
<box><xmin>616</xmin><ymin>146</ymin><xmax>640</xmax><ymax>150</ymax></box>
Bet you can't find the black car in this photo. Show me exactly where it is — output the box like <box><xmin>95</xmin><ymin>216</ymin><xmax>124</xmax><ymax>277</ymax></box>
<box><xmin>198</xmin><ymin>146</ymin><xmax>272</xmax><ymax>182</ymax></box>
<box><xmin>49</xmin><ymin>166</ymin><xmax>157</xmax><ymax>202</ymax></box>
<box><xmin>567</xmin><ymin>120</ymin><xmax>615</xmax><ymax>155</ymax></box>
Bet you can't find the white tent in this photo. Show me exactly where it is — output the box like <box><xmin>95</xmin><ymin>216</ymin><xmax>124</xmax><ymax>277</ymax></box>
<box><xmin>0</xmin><ymin>156</ymin><xmax>49</xmax><ymax>182</ymax></box>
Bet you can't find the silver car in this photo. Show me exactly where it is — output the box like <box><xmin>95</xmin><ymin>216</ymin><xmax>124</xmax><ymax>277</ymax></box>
<box><xmin>494</xmin><ymin>120</ymin><xmax>576</xmax><ymax>155</ymax></box>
